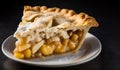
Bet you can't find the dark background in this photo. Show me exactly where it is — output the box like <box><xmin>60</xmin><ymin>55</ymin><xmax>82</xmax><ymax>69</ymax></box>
<box><xmin>0</xmin><ymin>0</ymin><xmax>120</xmax><ymax>70</ymax></box>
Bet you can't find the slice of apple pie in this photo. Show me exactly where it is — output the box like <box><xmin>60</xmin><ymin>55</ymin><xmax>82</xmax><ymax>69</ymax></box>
<box><xmin>13</xmin><ymin>6</ymin><xmax>99</xmax><ymax>59</ymax></box>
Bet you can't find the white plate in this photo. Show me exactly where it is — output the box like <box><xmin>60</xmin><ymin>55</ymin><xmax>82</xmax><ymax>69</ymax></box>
<box><xmin>2</xmin><ymin>33</ymin><xmax>102</xmax><ymax>67</ymax></box>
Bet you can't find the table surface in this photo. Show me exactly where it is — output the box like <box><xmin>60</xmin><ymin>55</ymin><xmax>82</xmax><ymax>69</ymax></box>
<box><xmin>0</xmin><ymin>0</ymin><xmax>120</xmax><ymax>70</ymax></box>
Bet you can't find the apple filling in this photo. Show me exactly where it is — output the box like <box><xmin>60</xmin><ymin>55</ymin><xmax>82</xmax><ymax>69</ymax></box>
<box><xmin>13</xmin><ymin>29</ymin><xmax>84</xmax><ymax>59</ymax></box>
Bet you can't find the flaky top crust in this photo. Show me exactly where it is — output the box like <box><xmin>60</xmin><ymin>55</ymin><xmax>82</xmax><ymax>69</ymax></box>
<box><xmin>22</xmin><ymin>6</ymin><xmax>99</xmax><ymax>28</ymax></box>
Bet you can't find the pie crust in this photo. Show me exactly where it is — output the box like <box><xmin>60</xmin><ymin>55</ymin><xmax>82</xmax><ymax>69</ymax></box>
<box><xmin>13</xmin><ymin>6</ymin><xmax>99</xmax><ymax>59</ymax></box>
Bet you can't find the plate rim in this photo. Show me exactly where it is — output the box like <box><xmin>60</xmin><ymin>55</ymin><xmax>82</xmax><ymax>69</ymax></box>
<box><xmin>2</xmin><ymin>33</ymin><xmax>102</xmax><ymax>67</ymax></box>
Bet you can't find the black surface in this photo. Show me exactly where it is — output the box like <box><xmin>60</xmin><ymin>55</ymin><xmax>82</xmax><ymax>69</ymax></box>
<box><xmin>0</xmin><ymin>0</ymin><xmax>120</xmax><ymax>70</ymax></box>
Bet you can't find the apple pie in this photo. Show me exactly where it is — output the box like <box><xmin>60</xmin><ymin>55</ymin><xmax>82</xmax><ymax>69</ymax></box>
<box><xmin>13</xmin><ymin>6</ymin><xmax>99</xmax><ymax>59</ymax></box>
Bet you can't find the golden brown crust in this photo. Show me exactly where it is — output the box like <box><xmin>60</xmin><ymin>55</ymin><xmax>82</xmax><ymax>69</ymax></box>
<box><xmin>23</xmin><ymin>6</ymin><xmax>99</xmax><ymax>28</ymax></box>
<box><xmin>76</xmin><ymin>13</ymin><xmax>99</xmax><ymax>27</ymax></box>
